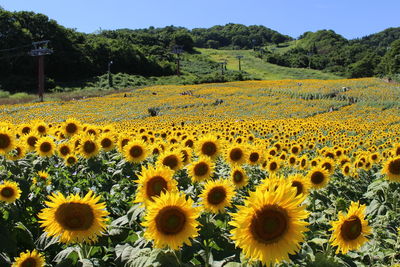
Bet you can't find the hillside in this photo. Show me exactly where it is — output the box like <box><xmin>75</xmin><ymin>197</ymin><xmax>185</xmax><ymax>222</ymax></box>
<box><xmin>198</xmin><ymin>48</ymin><xmax>341</xmax><ymax>80</ymax></box>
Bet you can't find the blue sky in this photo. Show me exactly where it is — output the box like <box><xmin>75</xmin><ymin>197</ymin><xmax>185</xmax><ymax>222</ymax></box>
<box><xmin>1</xmin><ymin>0</ymin><xmax>399</xmax><ymax>39</ymax></box>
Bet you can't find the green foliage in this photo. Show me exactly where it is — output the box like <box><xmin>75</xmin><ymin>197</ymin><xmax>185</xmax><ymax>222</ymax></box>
<box><xmin>191</xmin><ymin>23</ymin><xmax>292</xmax><ymax>49</ymax></box>
<box><xmin>266</xmin><ymin>28</ymin><xmax>400</xmax><ymax>78</ymax></box>
<box><xmin>378</xmin><ymin>39</ymin><xmax>400</xmax><ymax>75</ymax></box>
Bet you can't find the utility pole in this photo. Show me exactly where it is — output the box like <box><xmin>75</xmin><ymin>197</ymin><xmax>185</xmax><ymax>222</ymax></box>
<box><xmin>236</xmin><ymin>55</ymin><xmax>243</xmax><ymax>71</ymax></box>
<box><xmin>29</xmin><ymin>41</ymin><xmax>53</xmax><ymax>102</ymax></box>
<box><xmin>307</xmin><ymin>52</ymin><xmax>312</xmax><ymax>69</ymax></box>
<box><xmin>172</xmin><ymin>45</ymin><xmax>184</xmax><ymax>76</ymax></box>
<box><xmin>108</xmin><ymin>60</ymin><xmax>113</xmax><ymax>88</ymax></box>
<box><xmin>219</xmin><ymin>62</ymin><xmax>225</xmax><ymax>75</ymax></box>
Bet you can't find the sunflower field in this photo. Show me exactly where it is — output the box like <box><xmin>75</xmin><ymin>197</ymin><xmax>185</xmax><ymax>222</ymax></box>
<box><xmin>0</xmin><ymin>78</ymin><xmax>400</xmax><ymax>267</ymax></box>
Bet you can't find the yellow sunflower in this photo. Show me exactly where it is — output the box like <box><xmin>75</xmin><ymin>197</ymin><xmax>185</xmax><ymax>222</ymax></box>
<box><xmin>229</xmin><ymin>179</ymin><xmax>309</xmax><ymax>266</ymax></box>
<box><xmin>199</xmin><ymin>179</ymin><xmax>235</xmax><ymax>214</ymax></box>
<box><xmin>123</xmin><ymin>140</ymin><xmax>148</xmax><ymax>163</ymax></box>
<box><xmin>64</xmin><ymin>154</ymin><xmax>78</xmax><ymax>166</ymax></box>
<box><xmin>307</xmin><ymin>166</ymin><xmax>330</xmax><ymax>189</ymax></box>
<box><xmin>134</xmin><ymin>165</ymin><xmax>177</xmax><ymax>205</ymax></box>
<box><xmin>288</xmin><ymin>173</ymin><xmax>311</xmax><ymax>197</ymax></box>
<box><xmin>6</xmin><ymin>143</ymin><xmax>26</xmax><ymax>161</ymax></box>
<box><xmin>180</xmin><ymin>147</ymin><xmax>192</xmax><ymax>166</ymax></box>
<box><xmin>187</xmin><ymin>156</ymin><xmax>214</xmax><ymax>182</ymax></box>
<box><xmin>230</xmin><ymin>166</ymin><xmax>248</xmax><ymax>189</ymax></box>
<box><xmin>78</xmin><ymin>135</ymin><xmax>99</xmax><ymax>159</ymax></box>
<box><xmin>98</xmin><ymin>133</ymin><xmax>115</xmax><ymax>152</ymax></box>
<box><xmin>0</xmin><ymin>127</ymin><xmax>15</xmax><ymax>154</ymax></box>
<box><xmin>18</xmin><ymin>123</ymin><xmax>32</xmax><ymax>135</ymax></box>
<box><xmin>35</xmin><ymin>136</ymin><xmax>56</xmax><ymax>157</ymax></box>
<box><xmin>12</xmin><ymin>249</ymin><xmax>45</xmax><ymax>267</ymax></box>
<box><xmin>62</xmin><ymin>118</ymin><xmax>81</xmax><ymax>136</ymax></box>
<box><xmin>38</xmin><ymin>190</ymin><xmax>109</xmax><ymax>244</ymax></box>
<box><xmin>342</xmin><ymin>163</ymin><xmax>352</xmax><ymax>177</ymax></box>
<box><xmin>22</xmin><ymin>131</ymin><xmax>40</xmax><ymax>151</ymax></box>
<box><xmin>330</xmin><ymin>201</ymin><xmax>371</xmax><ymax>254</ymax></box>
<box><xmin>195</xmin><ymin>134</ymin><xmax>220</xmax><ymax>159</ymax></box>
<box><xmin>225</xmin><ymin>145</ymin><xmax>247</xmax><ymax>166</ymax></box>
<box><xmin>0</xmin><ymin>180</ymin><xmax>22</xmax><ymax>203</ymax></box>
<box><xmin>264</xmin><ymin>158</ymin><xmax>281</xmax><ymax>174</ymax></box>
<box><xmin>247</xmin><ymin>148</ymin><xmax>263</xmax><ymax>165</ymax></box>
<box><xmin>117</xmin><ymin>133</ymin><xmax>131</xmax><ymax>152</ymax></box>
<box><xmin>33</xmin><ymin>120</ymin><xmax>48</xmax><ymax>136</ymax></box>
<box><xmin>319</xmin><ymin>157</ymin><xmax>336</xmax><ymax>174</ymax></box>
<box><xmin>157</xmin><ymin>151</ymin><xmax>183</xmax><ymax>171</ymax></box>
<box><xmin>142</xmin><ymin>191</ymin><xmax>201</xmax><ymax>250</ymax></box>
<box><xmin>382</xmin><ymin>157</ymin><xmax>400</xmax><ymax>182</ymax></box>
<box><xmin>57</xmin><ymin>143</ymin><xmax>72</xmax><ymax>158</ymax></box>
<box><xmin>34</xmin><ymin>171</ymin><xmax>51</xmax><ymax>185</ymax></box>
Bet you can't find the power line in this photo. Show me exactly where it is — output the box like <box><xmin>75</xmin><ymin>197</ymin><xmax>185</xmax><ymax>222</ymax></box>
<box><xmin>0</xmin><ymin>44</ymin><xmax>32</xmax><ymax>53</ymax></box>
<box><xmin>0</xmin><ymin>51</ymin><xmax>27</xmax><ymax>60</ymax></box>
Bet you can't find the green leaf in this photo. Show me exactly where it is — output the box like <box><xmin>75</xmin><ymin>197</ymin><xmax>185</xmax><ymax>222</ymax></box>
<box><xmin>53</xmin><ymin>247</ymin><xmax>79</xmax><ymax>264</ymax></box>
<box><xmin>309</xmin><ymin>238</ymin><xmax>327</xmax><ymax>246</ymax></box>
<box><xmin>35</xmin><ymin>232</ymin><xmax>60</xmax><ymax>250</ymax></box>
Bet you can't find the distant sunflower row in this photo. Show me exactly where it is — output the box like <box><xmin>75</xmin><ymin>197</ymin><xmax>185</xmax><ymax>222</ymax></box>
<box><xmin>1</xmin><ymin>119</ymin><xmax>400</xmax><ymax>183</ymax></box>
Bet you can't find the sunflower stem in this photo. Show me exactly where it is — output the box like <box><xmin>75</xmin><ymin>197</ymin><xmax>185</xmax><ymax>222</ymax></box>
<box><xmin>204</xmin><ymin>213</ymin><xmax>211</xmax><ymax>267</ymax></box>
<box><xmin>77</xmin><ymin>244</ymin><xmax>84</xmax><ymax>261</ymax></box>
<box><xmin>172</xmin><ymin>249</ymin><xmax>182</xmax><ymax>266</ymax></box>
<box><xmin>204</xmin><ymin>238</ymin><xmax>210</xmax><ymax>267</ymax></box>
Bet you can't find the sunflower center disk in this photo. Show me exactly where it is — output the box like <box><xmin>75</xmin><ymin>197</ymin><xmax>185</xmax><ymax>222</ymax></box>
<box><xmin>147</xmin><ymin>176</ymin><xmax>168</xmax><ymax>198</ymax></box>
<box><xmin>194</xmin><ymin>162</ymin><xmax>209</xmax><ymax>176</ymax></box>
<box><xmin>37</xmin><ymin>126</ymin><xmax>46</xmax><ymax>133</ymax></box>
<box><xmin>22</xmin><ymin>127</ymin><xmax>31</xmax><ymax>134</ymax></box>
<box><xmin>233</xmin><ymin>171</ymin><xmax>243</xmax><ymax>183</ymax></box>
<box><xmin>156</xmin><ymin>207</ymin><xmax>186</xmax><ymax>235</ymax></box>
<box><xmin>163</xmin><ymin>155</ymin><xmax>178</xmax><ymax>169</ymax></box>
<box><xmin>207</xmin><ymin>186</ymin><xmax>226</xmax><ymax>205</ymax></box>
<box><xmin>311</xmin><ymin>171</ymin><xmax>324</xmax><ymax>185</ymax></box>
<box><xmin>1</xmin><ymin>187</ymin><xmax>14</xmax><ymax>198</ymax></box>
<box><xmin>0</xmin><ymin>134</ymin><xmax>11</xmax><ymax>149</ymax></box>
<box><xmin>269</xmin><ymin>162</ymin><xmax>277</xmax><ymax>171</ymax></box>
<box><xmin>60</xmin><ymin>146</ymin><xmax>70</xmax><ymax>155</ymax></box>
<box><xmin>201</xmin><ymin>142</ymin><xmax>217</xmax><ymax>157</ymax></box>
<box><xmin>84</xmin><ymin>141</ymin><xmax>96</xmax><ymax>153</ymax></box>
<box><xmin>40</xmin><ymin>142</ymin><xmax>52</xmax><ymax>153</ymax></box>
<box><xmin>388</xmin><ymin>159</ymin><xmax>400</xmax><ymax>175</ymax></box>
<box><xmin>251</xmin><ymin>207</ymin><xmax>288</xmax><ymax>244</ymax></box>
<box><xmin>55</xmin><ymin>203</ymin><xmax>95</xmax><ymax>231</ymax></box>
<box><xmin>66</xmin><ymin>123</ymin><xmax>77</xmax><ymax>134</ymax></box>
<box><xmin>67</xmin><ymin>157</ymin><xmax>76</xmax><ymax>164</ymax></box>
<box><xmin>130</xmin><ymin>145</ymin><xmax>143</xmax><ymax>158</ymax></box>
<box><xmin>185</xmin><ymin>140</ymin><xmax>193</xmax><ymax>147</ymax></box>
<box><xmin>341</xmin><ymin>216</ymin><xmax>362</xmax><ymax>241</ymax></box>
<box><xmin>21</xmin><ymin>257</ymin><xmax>37</xmax><ymax>267</ymax></box>
<box><xmin>230</xmin><ymin>148</ymin><xmax>243</xmax><ymax>162</ymax></box>
<box><xmin>322</xmin><ymin>163</ymin><xmax>332</xmax><ymax>171</ymax></box>
<box><xmin>291</xmin><ymin>181</ymin><xmax>303</xmax><ymax>196</ymax></box>
<box><xmin>101</xmin><ymin>139</ymin><xmax>112</xmax><ymax>148</ymax></box>
<box><xmin>249</xmin><ymin>153</ymin><xmax>259</xmax><ymax>163</ymax></box>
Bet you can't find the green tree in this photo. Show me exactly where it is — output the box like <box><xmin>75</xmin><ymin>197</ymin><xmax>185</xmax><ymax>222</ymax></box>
<box><xmin>379</xmin><ymin>39</ymin><xmax>400</xmax><ymax>75</ymax></box>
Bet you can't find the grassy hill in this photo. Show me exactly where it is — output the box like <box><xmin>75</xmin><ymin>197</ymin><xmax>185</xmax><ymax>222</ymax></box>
<box><xmin>198</xmin><ymin>48</ymin><xmax>342</xmax><ymax>80</ymax></box>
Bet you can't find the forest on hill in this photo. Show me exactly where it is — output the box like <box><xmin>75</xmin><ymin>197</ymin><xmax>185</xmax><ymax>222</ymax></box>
<box><xmin>0</xmin><ymin>8</ymin><xmax>399</xmax><ymax>93</ymax></box>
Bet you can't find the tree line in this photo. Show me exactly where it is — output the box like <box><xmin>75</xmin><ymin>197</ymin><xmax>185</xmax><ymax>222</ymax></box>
<box><xmin>0</xmin><ymin>8</ymin><xmax>399</xmax><ymax>93</ymax></box>
<box><xmin>263</xmin><ymin>28</ymin><xmax>400</xmax><ymax>78</ymax></box>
